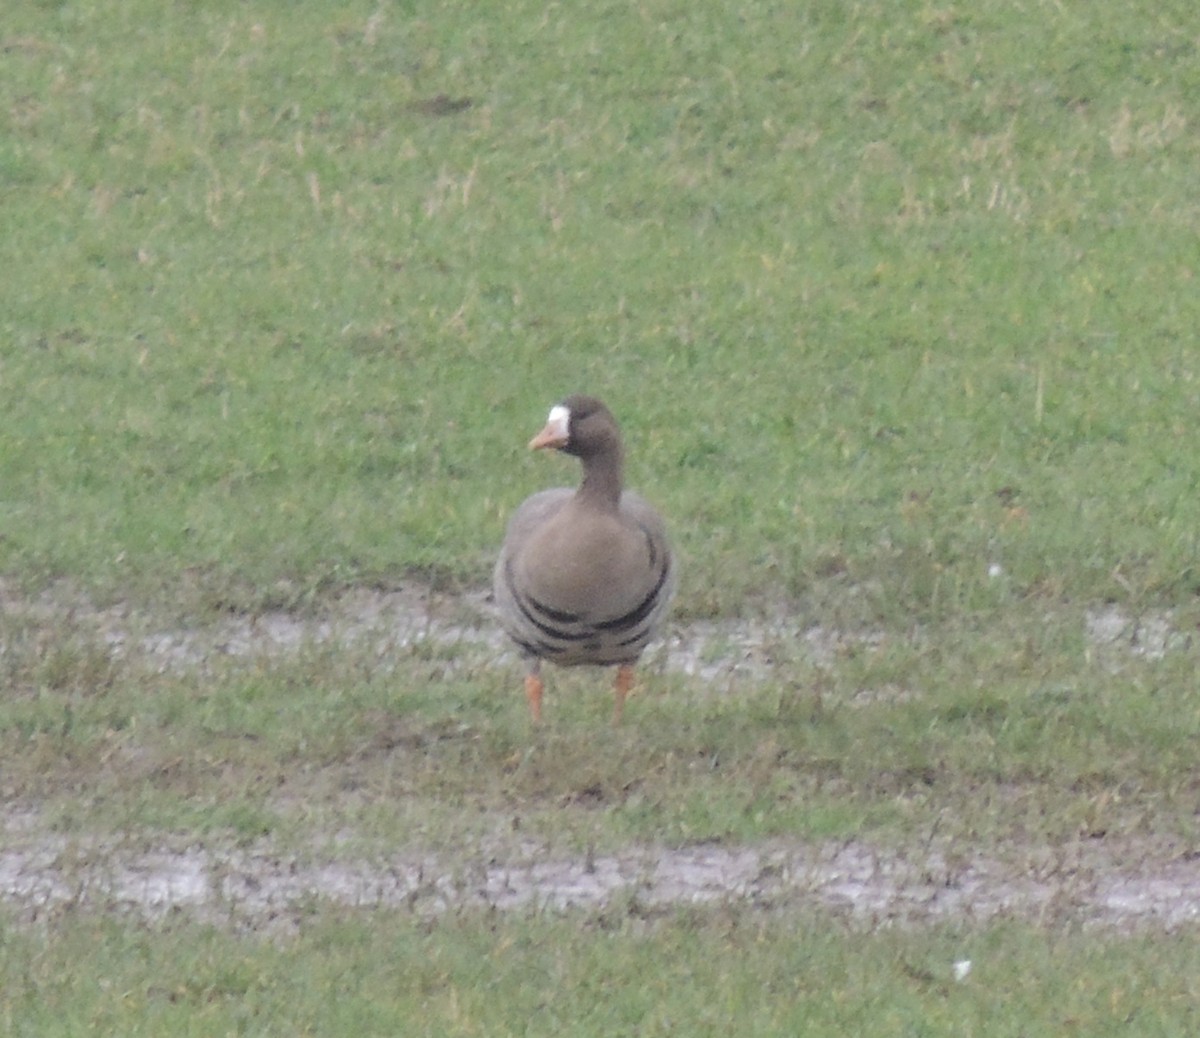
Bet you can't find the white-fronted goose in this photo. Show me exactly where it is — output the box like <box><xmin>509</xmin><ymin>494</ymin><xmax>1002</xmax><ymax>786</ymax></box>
<box><xmin>494</xmin><ymin>395</ymin><xmax>675</xmax><ymax>723</ymax></box>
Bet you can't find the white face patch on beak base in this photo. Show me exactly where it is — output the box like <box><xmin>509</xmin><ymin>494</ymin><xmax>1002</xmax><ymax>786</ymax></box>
<box><xmin>545</xmin><ymin>405</ymin><xmax>571</xmax><ymax>440</ymax></box>
<box><xmin>529</xmin><ymin>404</ymin><xmax>573</xmax><ymax>451</ymax></box>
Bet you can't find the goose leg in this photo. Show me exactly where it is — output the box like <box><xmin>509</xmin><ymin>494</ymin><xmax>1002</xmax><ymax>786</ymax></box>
<box><xmin>613</xmin><ymin>664</ymin><xmax>635</xmax><ymax>726</ymax></box>
<box><xmin>524</xmin><ymin>665</ymin><xmax>544</xmax><ymax>723</ymax></box>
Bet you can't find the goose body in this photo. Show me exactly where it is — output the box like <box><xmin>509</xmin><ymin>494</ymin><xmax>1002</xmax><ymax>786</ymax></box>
<box><xmin>494</xmin><ymin>396</ymin><xmax>675</xmax><ymax>722</ymax></box>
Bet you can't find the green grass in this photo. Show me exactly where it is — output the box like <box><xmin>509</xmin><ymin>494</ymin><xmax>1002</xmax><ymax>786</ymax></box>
<box><xmin>2</xmin><ymin>0</ymin><xmax>1200</xmax><ymax>1032</ymax></box>
<box><xmin>2</xmin><ymin>0</ymin><xmax>1198</xmax><ymax>615</ymax></box>
<box><xmin>3</xmin><ymin>609</ymin><xmax>1197</xmax><ymax>856</ymax></box>
<box><xmin>4</xmin><ymin>907</ymin><xmax>1200</xmax><ymax>1037</ymax></box>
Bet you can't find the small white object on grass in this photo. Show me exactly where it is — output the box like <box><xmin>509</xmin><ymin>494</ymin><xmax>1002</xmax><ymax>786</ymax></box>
<box><xmin>987</xmin><ymin>563</ymin><xmax>1003</xmax><ymax>579</ymax></box>
<box><xmin>953</xmin><ymin>959</ymin><xmax>972</xmax><ymax>982</ymax></box>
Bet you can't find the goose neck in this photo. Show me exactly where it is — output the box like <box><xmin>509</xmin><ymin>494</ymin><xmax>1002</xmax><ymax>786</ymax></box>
<box><xmin>576</xmin><ymin>447</ymin><xmax>624</xmax><ymax>511</ymax></box>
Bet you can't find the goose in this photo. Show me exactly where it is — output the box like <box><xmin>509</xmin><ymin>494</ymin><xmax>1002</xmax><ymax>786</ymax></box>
<box><xmin>494</xmin><ymin>395</ymin><xmax>675</xmax><ymax>723</ymax></box>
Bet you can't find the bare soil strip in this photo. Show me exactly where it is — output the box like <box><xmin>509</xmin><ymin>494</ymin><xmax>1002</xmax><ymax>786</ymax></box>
<box><xmin>2</xmin><ymin>581</ymin><xmax>1182</xmax><ymax>682</ymax></box>
<box><xmin>3</xmin><ymin>822</ymin><xmax>1199</xmax><ymax>932</ymax></box>
<box><xmin>2</xmin><ymin>582</ymin><xmax>1193</xmax><ymax>931</ymax></box>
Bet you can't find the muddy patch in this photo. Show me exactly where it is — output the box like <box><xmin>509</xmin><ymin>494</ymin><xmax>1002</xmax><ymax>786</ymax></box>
<box><xmin>2</xmin><ymin>584</ymin><xmax>1195</xmax><ymax>932</ymax></box>
<box><xmin>3</xmin><ymin>580</ymin><xmax>1181</xmax><ymax>687</ymax></box>
<box><xmin>1084</xmin><ymin>604</ymin><xmax>1190</xmax><ymax>665</ymax></box>
<box><xmin>3</xmin><ymin>818</ymin><xmax>1199</xmax><ymax>932</ymax></box>
<box><xmin>0</xmin><ymin>578</ymin><xmax>893</xmax><ymax>684</ymax></box>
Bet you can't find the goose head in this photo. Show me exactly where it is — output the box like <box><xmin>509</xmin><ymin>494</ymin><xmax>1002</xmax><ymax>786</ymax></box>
<box><xmin>528</xmin><ymin>395</ymin><xmax>621</xmax><ymax>460</ymax></box>
<box><xmin>528</xmin><ymin>394</ymin><xmax>625</xmax><ymax>508</ymax></box>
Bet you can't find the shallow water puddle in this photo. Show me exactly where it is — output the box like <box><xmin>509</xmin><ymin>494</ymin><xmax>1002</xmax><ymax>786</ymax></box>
<box><xmin>2</xmin><ymin>585</ymin><xmax>1194</xmax><ymax>931</ymax></box>
<box><xmin>3</xmin><ymin>581</ymin><xmax>1182</xmax><ymax>683</ymax></box>
<box><xmin>3</xmin><ymin>829</ymin><xmax>1199</xmax><ymax>931</ymax></box>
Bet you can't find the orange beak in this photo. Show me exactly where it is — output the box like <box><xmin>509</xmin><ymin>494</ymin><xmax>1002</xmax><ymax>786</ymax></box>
<box><xmin>529</xmin><ymin>425</ymin><xmax>567</xmax><ymax>450</ymax></box>
<box><xmin>529</xmin><ymin>411</ymin><xmax>570</xmax><ymax>451</ymax></box>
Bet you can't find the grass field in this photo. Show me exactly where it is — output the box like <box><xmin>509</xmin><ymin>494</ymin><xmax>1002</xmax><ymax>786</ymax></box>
<box><xmin>2</xmin><ymin>0</ymin><xmax>1200</xmax><ymax>1033</ymax></box>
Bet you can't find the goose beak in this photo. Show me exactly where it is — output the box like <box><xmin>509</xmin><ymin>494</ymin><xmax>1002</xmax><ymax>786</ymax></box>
<box><xmin>529</xmin><ymin>407</ymin><xmax>570</xmax><ymax>450</ymax></box>
<box><xmin>529</xmin><ymin>425</ymin><xmax>567</xmax><ymax>450</ymax></box>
